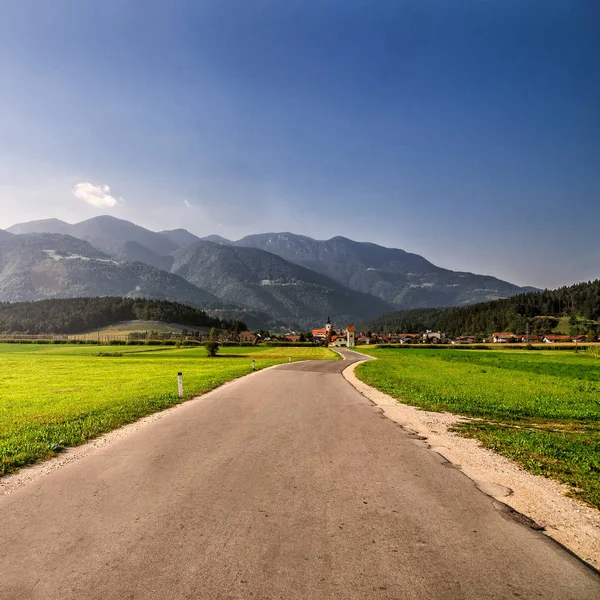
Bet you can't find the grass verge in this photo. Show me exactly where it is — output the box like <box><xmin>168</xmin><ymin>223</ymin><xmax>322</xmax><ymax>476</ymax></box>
<box><xmin>0</xmin><ymin>344</ymin><xmax>335</xmax><ymax>476</ymax></box>
<box><xmin>354</xmin><ymin>347</ymin><xmax>600</xmax><ymax>509</ymax></box>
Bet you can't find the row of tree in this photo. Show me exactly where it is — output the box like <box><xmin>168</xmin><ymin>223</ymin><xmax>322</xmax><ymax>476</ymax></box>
<box><xmin>0</xmin><ymin>297</ymin><xmax>247</xmax><ymax>334</ymax></box>
<box><xmin>363</xmin><ymin>280</ymin><xmax>600</xmax><ymax>337</ymax></box>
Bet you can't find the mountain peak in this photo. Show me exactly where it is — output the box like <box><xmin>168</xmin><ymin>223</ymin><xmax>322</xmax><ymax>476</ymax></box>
<box><xmin>7</xmin><ymin>218</ymin><xmax>71</xmax><ymax>235</ymax></box>
<box><xmin>159</xmin><ymin>228</ymin><xmax>202</xmax><ymax>248</ymax></box>
<box><xmin>200</xmin><ymin>234</ymin><xmax>233</xmax><ymax>245</ymax></box>
<box><xmin>78</xmin><ymin>214</ymin><xmax>123</xmax><ymax>223</ymax></box>
<box><xmin>3</xmin><ymin>218</ymin><xmax>535</xmax><ymax>321</ymax></box>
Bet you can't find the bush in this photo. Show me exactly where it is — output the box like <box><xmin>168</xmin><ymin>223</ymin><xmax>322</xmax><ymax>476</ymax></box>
<box><xmin>205</xmin><ymin>341</ymin><xmax>219</xmax><ymax>357</ymax></box>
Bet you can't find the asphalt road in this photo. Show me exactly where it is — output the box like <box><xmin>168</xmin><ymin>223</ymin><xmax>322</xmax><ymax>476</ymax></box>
<box><xmin>1</xmin><ymin>351</ymin><xmax>599</xmax><ymax>599</ymax></box>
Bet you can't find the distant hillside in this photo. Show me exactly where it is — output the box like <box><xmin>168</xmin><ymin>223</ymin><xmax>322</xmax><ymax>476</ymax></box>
<box><xmin>201</xmin><ymin>235</ymin><xmax>233</xmax><ymax>245</ymax></box>
<box><xmin>362</xmin><ymin>280</ymin><xmax>600</xmax><ymax>337</ymax></box>
<box><xmin>235</xmin><ymin>232</ymin><xmax>535</xmax><ymax>308</ymax></box>
<box><xmin>0</xmin><ymin>230</ymin><xmax>314</xmax><ymax>329</ymax></box>
<box><xmin>0</xmin><ymin>232</ymin><xmax>220</xmax><ymax>307</ymax></box>
<box><xmin>159</xmin><ymin>228</ymin><xmax>202</xmax><ymax>247</ymax></box>
<box><xmin>8</xmin><ymin>215</ymin><xmax>178</xmax><ymax>259</ymax></box>
<box><xmin>118</xmin><ymin>240</ymin><xmax>174</xmax><ymax>271</ymax></box>
<box><xmin>5</xmin><ymin>216</ymin><xmax>539</xmax><ymax>325</ymax></box>
<box><xmin>171</xmin><ymin>241</ymin><xmax>394</xmax><ymax>328</ymax></box>
<box><xmin>0</xmin><ymin>297</ymin><xmax>246</xmax><ymax>335</ymax></box>
<box><xmin>7</xmin><ymin>218</ymin><xmax>71</xmax><ymax>236</ymax></box>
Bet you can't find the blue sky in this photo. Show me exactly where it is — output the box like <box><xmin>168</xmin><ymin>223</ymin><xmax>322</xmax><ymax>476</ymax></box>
<box><xmin>0</xmin><ymin>0</ymin><xmax>598</xmax><ymax>288</ymax></box>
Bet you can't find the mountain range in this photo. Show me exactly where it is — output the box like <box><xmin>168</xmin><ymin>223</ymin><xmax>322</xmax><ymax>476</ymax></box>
<box><xmin>2</xmin><ymin>216</ymin><xmax>536</xmax><ymax>329</ymax></box>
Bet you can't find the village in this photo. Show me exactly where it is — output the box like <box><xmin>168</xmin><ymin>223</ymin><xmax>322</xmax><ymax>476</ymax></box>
<box><xmin>236</xmin><ymin>318</ymin><xmax>597</xmax><ymax>347</ymax></box>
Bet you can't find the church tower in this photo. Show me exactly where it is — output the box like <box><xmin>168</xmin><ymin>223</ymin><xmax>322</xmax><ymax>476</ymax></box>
<box><xmin>347</xmin><ymin>326</ymin><xmax>356</xmax><ymax>348</ymax></box>
<box><xmin>325</xmin><ymin>316</ymin><xmax>332</xmax><ymax>333</ymax></box>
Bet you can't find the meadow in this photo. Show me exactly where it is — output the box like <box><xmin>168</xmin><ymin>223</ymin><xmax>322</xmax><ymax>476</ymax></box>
<box><xmin>355</xmin><ymin>347</ymin><xmax>600</xmax><ymax>509</ymax></box>
<box><xmin>0</xmin><ymin>344</ymin><xmax>335</xmax><ymax>476</ymax></box>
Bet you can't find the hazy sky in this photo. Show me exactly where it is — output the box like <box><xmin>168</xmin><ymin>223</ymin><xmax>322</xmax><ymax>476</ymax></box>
<box><xmin>0</xmin><ymin>1</ymin><xmax>598</xmax><ymax>289</ymax></box>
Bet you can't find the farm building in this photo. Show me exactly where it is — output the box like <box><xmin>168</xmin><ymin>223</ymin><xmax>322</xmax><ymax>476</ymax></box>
<box><xmin>492</xmin><ymin>332</ymin><xmax>516</xmax><ymax>343</ymax></box>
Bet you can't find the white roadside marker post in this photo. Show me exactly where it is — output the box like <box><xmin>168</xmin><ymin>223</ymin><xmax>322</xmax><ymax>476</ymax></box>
<box><xmin>178</xmin><ymin>372</ymin><xmax>183</xmax><ymax>398</ymax></box>
<box><xmin>252</xmin><ymin>360</ymin><xmax>255</xmax><ymax>371</ymax></box>
<box><xmin>289</xmin><ymin>356</ymin><xmax>291</xmax><ymax>362</ymax></box>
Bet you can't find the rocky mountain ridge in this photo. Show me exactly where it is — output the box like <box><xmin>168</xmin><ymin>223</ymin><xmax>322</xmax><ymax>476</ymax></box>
<box><xmin>4</xmin><ymin>216</ymin><xmax>536</xmax><ymax>327</ymax></box>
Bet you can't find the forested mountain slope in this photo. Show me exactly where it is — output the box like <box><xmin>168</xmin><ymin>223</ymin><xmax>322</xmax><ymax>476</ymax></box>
<box><xmin>0</xmin><ymin>297</ymin><xmax>244</xmax><ymax>334</ymax></box>
<box><xmin>159</xmin><ymin>228</ymin><xmax>202</xmax><ymax>247</ymax></box>
<box><xmin>0</xmin><ymin>232</ymin><xmax>219</xmax><ymax>307</ymax></box>
<box><xmin>171</xmin><ymin>241</ymin><xmax>394</xmax><ymax>327</ymax></box>
<box><xmin>5</xmin><ymin>216</ymin><xmax>538</xmax><ymax>325</ymax></box>
<box><xmin>236</xmin><ymin>232</ymin><xmax>535</xmax><ymax>308</ymax></box>
<box><xmin>9</xmin><ymin>215</ymin><xmax>177</xmax><ymax>259</ymax></box>
<box><xmin>362</xmin><ymin>280</ymin><xmax>600</xmax><ymax>337</ymax></box>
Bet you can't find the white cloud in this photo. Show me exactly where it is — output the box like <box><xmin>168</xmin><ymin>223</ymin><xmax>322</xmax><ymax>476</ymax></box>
<box><xmin>184</xmin><ymin>199</ymin><xmax>193</xmax><ymax>208</ymax></box>
<box><xmin>73</xmin><ymin>182</ymin><xmax>120</xmax><ymax>208</ymax></box>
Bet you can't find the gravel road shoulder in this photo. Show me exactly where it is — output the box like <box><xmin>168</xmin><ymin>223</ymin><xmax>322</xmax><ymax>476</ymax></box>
<box><xmin>342</xmin><ymin>356</ymin><xmax>600</xmax><ymax>570</ymax></box>
<box><xmin>0</xmin><ymin>364</ymin><xmax>282</xmax><ymax>499</ymax></box>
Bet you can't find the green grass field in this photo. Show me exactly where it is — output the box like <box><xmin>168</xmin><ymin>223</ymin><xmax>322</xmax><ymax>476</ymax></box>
<box><xmin>355</xmin><ymin>347</ymin><xmax>600</xmax><ymax>509</ymax></box>
<box><xmin>70</xmin><ymin>319</ymin><xmax>195</xmax><ymax>339</ymax></box>
<box><xmin>0</xmin><ymin>344</ymin><xmax>335</xmax><ymax>476</ymax></box>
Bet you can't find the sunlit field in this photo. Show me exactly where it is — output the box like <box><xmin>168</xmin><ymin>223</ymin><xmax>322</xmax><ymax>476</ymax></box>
<box><xmin>0</xmin><ymin>344</ymin><xmax>335</xmax><ymax>476</ymax></box>
<box><xmin>355</xmin><ymin>347</ymin><xmax>600</xmax><ymax>509</ymax></box>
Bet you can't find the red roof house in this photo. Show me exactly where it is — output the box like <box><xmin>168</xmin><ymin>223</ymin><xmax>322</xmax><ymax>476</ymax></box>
<box><xmin>543</xmin><ymin>335</ymin><xmax>571</xmax><ymax>343</ymax></box>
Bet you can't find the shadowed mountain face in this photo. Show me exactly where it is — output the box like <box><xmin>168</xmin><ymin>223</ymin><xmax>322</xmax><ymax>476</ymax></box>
<box><xmin>170</xmin><ymin>241</ymin><xmax>395</xmax><ymax>325</ymax></box>
<box><xmin>118</xmin><ymin>241</ymin><xmax>174</xmax><ymax>272</ymax></box>
<box><xmin>9</xmin><ymin>216</ymin><xmax>177</xmax><ymax>260</ymax></box>
<box><xmin>235</xmin><ymin>233</ymin><xmax>534</xmax><ymax>308</ymax></box>
<box><xmin>0</xmin><ymin>232</ymin><xmax>219</xmax><ymax>307</ymax></box>
<box><xmin>200</xmin><ymin>235</ymin><xmax>233</xmax><ymax>245</ymax></box>
<box><xmin>4</xmin><ymin>217</ymin><xmax>536</xmax><ymax>327</ymax></box>
<box><xmin>7</xmin><ymin>218</ymin><xmax>72</xmax><ymax>236</ymax></box>
<box><xmin>159</xmin><ymin>229</ymin><xmax>203</xmax><ymax>248</ymax></box>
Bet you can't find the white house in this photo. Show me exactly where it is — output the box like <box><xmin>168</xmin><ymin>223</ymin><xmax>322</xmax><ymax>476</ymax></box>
<box><xmin>492</xmin><ymin>332</ymin><xmax>515</xmax><ymax>343</ymax></box>
<box><xmin>423</xmin><ymin>330</ymin><xmax>446</xmax><ymax>342</ymax></box>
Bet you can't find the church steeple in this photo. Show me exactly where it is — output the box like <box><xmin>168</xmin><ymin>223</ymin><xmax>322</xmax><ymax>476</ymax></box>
<box><xmin>325</xmin><ymin>316</ymin><xmax>332</xmax><ymax>333</ymax></box>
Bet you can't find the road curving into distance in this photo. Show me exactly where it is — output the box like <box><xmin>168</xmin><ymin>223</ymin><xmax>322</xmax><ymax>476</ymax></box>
<box><xmin>1</xmin><ymin>350</ymin><xmax>599</xmax><ymax>599</ymax></box>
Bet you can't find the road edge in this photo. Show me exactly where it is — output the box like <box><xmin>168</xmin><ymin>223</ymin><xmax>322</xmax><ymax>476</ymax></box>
<box><xmin>0</xmin><ymin>360</ymin><xmax>296</xmax><ymax>498</ymax></box>
<box><xmin>340</xmin><ymin>352</ymin><xmax>600</xmax><ymax>571</ymax></box>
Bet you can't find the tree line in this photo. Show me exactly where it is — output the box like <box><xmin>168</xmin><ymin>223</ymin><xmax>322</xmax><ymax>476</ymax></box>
<box><xmin>0</xmin><ymin>297</ymin><xmax>247</xmax><ymax>334</ymax></box>
<box><xmin>363</xmin><ymin>280</ymin><xmax>600</xmax><ymax>337</ymax></box>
